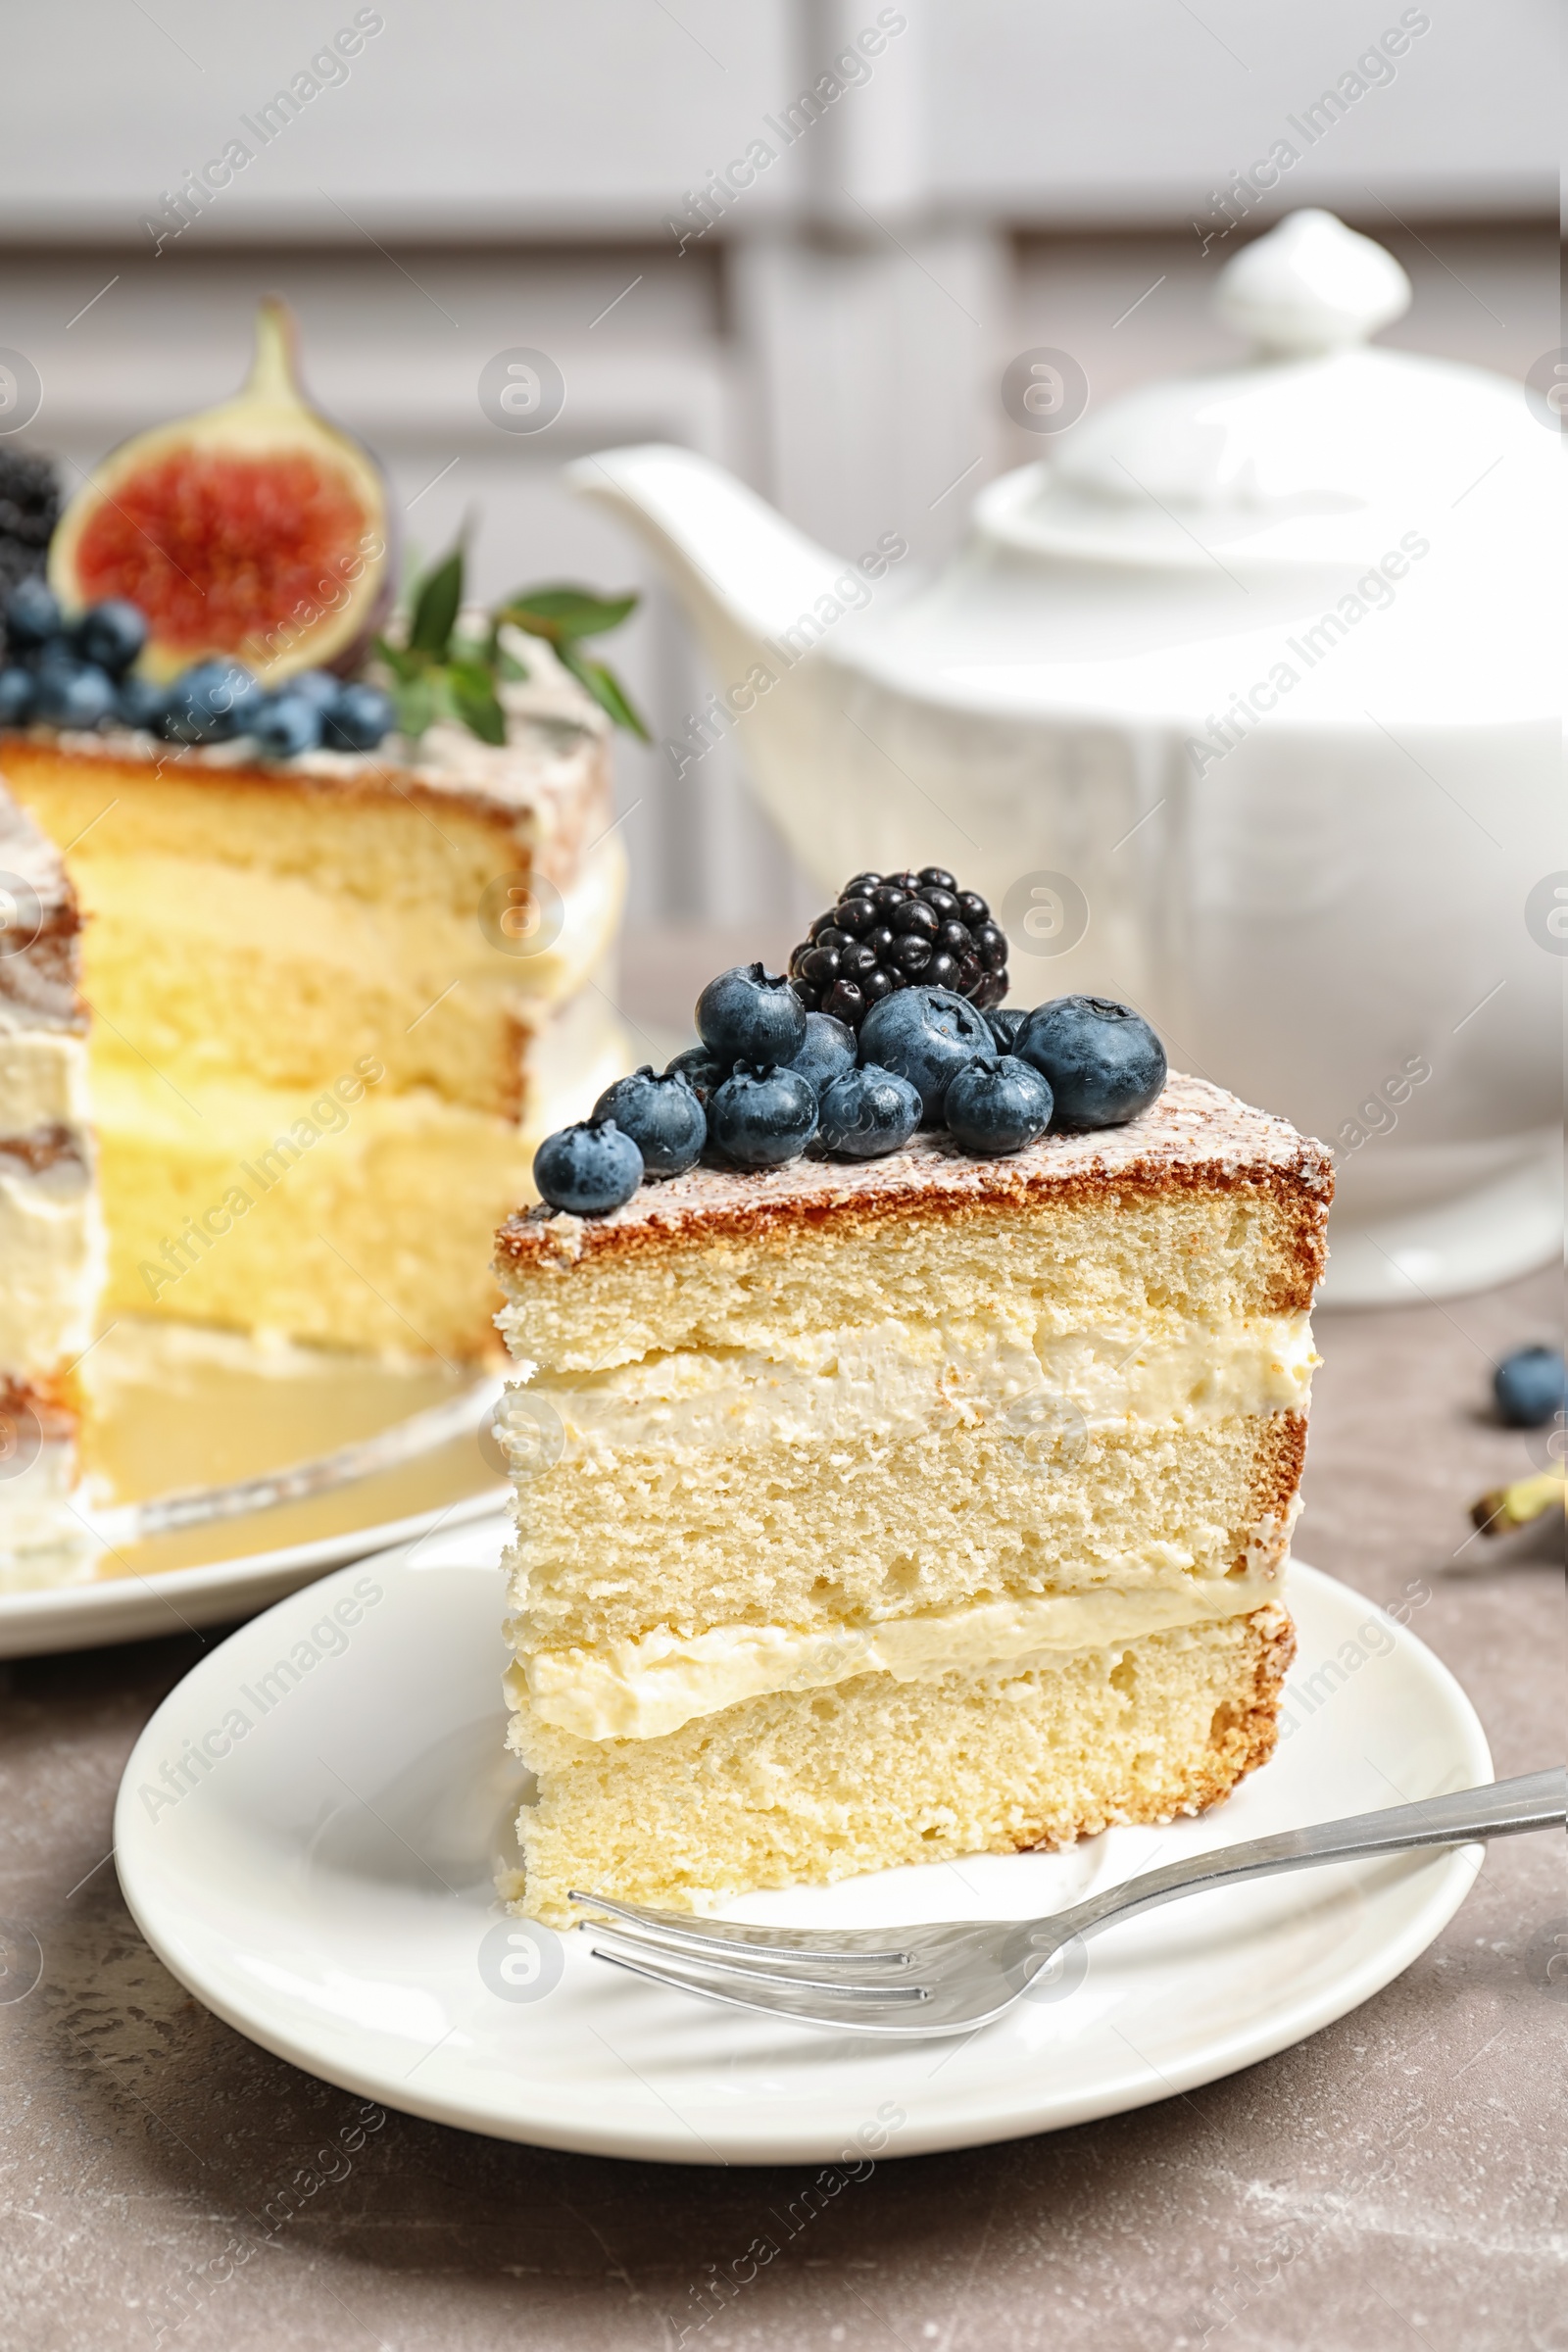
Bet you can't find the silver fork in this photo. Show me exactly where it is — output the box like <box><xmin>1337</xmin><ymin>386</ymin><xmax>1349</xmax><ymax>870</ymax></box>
<box><xmin>570</xmin><ymin>1768</ymin><xmax>1566</xmax><ymax>2037</ymax></box>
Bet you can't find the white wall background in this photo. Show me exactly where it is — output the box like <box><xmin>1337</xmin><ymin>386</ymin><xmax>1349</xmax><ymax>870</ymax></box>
<box><xmin>0</xmin><ymin>0</ymin><xmax>1555</xmax><ymax>929</ymax></box>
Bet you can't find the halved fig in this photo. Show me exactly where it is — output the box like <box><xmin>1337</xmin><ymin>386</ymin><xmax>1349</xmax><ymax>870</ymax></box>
<box><xmin>49</xmin><ymin>299</ymin><xmax>393</xmax><ymax>683</ymax></box>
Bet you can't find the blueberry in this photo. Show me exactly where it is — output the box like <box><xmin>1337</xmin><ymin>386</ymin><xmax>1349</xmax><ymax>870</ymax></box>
<box><xmin>790</xmin><ymin>1010</ymin><xmax>857</xmax><ymax>1097</ymax></box>
<box><xmin>114</xmin><ymin>673</ymin><xmax>170</xmax><ymax>732</ymax></box>
<box><xmin>816</xmin><ymin>1063</ymin><xmax>921</xmax><ymax>1159</ymax></box>
<box><xmin>696</xmin><ymin>962</ymin><xmax>808</xmax><ymax>1070</ymax></box>
<box><xmin>3</xmin><ymin>576</ymin><xmax>62</xmax><ymax>651</ymax></box>
<box><xmin>32</xmin><ymin>661</ymin><xmax>117</xmax><ymax>730</ymax></box>
<box><xmin>709</xmin><ymin>1064</ymin><xmax>818</xmax><ymax>1168</ymax></box>
<box><xmin>73</xmin><ymin>599</ymin><xmax>148</xmax><ymax>677</ymax></box>
<box><xmin>0</xmin><ymin>666</ymin><xmax>34</xmax><ymax>725</ymax></box>
<box><xmin>592</xmin><ymin>1064</ymin><xmax>707</xmax><ymax>1177</ymax></box>
<box><xmin>1016</xmin><ymin>996</ymin><xmax>1167</xmax><ymax>1130</ymax></box>
<box><xmin>1493</xmin><ymin>1346</ymin><xmax>1568</xmax><ymax>1429</ymax></box>
<box><xmin>322</xmin><ymin>681</ymin><xmax>396</xmax><ymax>751</ymax></box>
<box><xmin>984</xmin><ymin>1006</ymin><xmax>1028</xmax><ymax>1053</ymax></box>
<box><xmin>662</xmin><ymin>1046</ymin><xmax>722</xmax><ymax>1104</ymax></box>
<box><xmin>251</xmin><ymin>691</ymin><xmax>324</xmax><ymax>760</ymax></box>
<box><xmin>944</xmin><ymin>1054</ymin><xmax>1054</xmax><ymax>1155</ymax></box>
<box><xmin>533</xmin><ymin>1118</ymin><xmax>644</xmax><ymax>1214</ymax></box>
<box><xmin>163</xmin><ymin>660</ymin><xmax>264</xmax><ymax>744</ymax></box>
<box><xmin>858</xmin><ymin>986</ymin><xmax>992</xmax><ymax>1125</ymax></box>
<box><xmin>283</xmin><ymin>668</ymin><xmax>345</xmax><ymax>711</ymax></box>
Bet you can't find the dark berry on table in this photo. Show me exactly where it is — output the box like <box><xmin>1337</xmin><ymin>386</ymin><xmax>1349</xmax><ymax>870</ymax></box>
<box><xmin>1493</xmin><ymin>1346</ymin><xmax>1568</xmax><ymax>1429</ymax></box>
<box><xmin>697</xmin><ymin>961</ymin><xmax>808</xmax><ymax>1068</ymax></box>
<box><xmin>663</xmin><ymin>1047</ymin><xmax>721</xmax><ymax>1102</ymax></box>
<box><xmin>114</xmin><ymin>673</ymin><xmax>169</xmax><ymax>732</ymax></box>
<box><xmin>323</xmin><ymin>680</ymin><xmax>396</xmax><ymax>751</ymax></box>
<box><xmin>891</xmin><ymin>933</ymin><xmax>932</xmax><ymax>975</ymax></box>
<box><xmin>868</xmin><ymin>925</ymin><xmax>896</xmax><ymax>959</ymax></box>
<box><xmin>862</xmin><ymin>966</ymin><xmax>896</xmax><ymax>1004</ymax></box>
<box><xmin>791</xmin><ymin>980</ymin><xmax>822</xmax><ymax>1011</ymax></box>
<box><xmin>790</xmin><ymin>1009</ymin><xmax>858</xmax><ymax>1096</ymax></box>
<box><xmin>823</xmin><ymin>978</ymin><xmax>866</xmax><ymax>1027</ymax></box>
<box><xmin>709</xmin><ymin>1063</ymin><xmax>818</xmax><ymax>1168</ymax></box>
<box><xmin>944</xmin><ymin>1054</ymin><xmax>1054</xmax><ymax>1155</ymax></box>
<box><xmin>816</xmin><ymin>1063</ymin><xmax>922</xmax><ymax>1159</ymax></box>
<box><xmin>835</xmin><ymin>896</ymin><xmax>876</xmax><ymax>936</ymax></box>
<box><xmin>858</xmin><ymin>986</ymin><xmax>992</xmax><ymax>1125</ymax></box>
<box><xmin>843</xmin><ymin>871</ymin><xmax>883</xmax><ymax>897</ymax></box>
<box><xmin>0</xmin><ymin>667</ymin><xmax>34</xmax><ymax>724</ymax></box>
<box><xmin>936</xmin><ymin>920</ymin><xmax>969</xmax><ymax>956</ymax></box>
<box><xmin>918</xmin><ymin>866</ymin><xmax>956</xmax><ymax>892</ymax></box>
<box><xmin>814</xmin><ymin>925</ymin><xmax>852</xmax><ymax>955</ymax></box>
<box><xmin>984</xmin><ymin>1006</ymin><xmax>1028</xmax><ymax>1052</ymax></box>
<box><xmin>974</xmin><ymin>923</ymin><xmax>1007</xmax><ymax>970</ymax></box>
<box><xmin>1016</xmin><ymin>996</ymin><xmax>1166</xmax><ymax>1130</ymax></box>
<box><xmin>841</xmin><ymin>939</ymin><xmax>878</xmax><ymax>981</ymax></box>
<box><xmin>800</xmin><ymin>944</ymin><xmax>842</xmax><ymax>988</ymax></box>
<box><xmin>73</xmin><ymin>599</ymin><xmax>148</xmax><ymax>677</ymax></box>
<box><xmin>923</xmin><ymin>888</ymin><xmax>959</xmax><ymax>923</ymax></box>
<box><xmin>251</xmin><ymin>691</ymin><xmax>323</xmax><ymax>760</ymax></box>
<box><xmin>593</xmin><ymin>1064</ymin><xmax>707</xmax><ymax>1177</ymax></box>
<box><xmin>33</xmin><ymin>661</ymin><xmax>116</xmax><ymax>730</ymax></box>
<box><xmin>928</xmin><ymin>951</ymin><xmax>959</xmax><ymax>990</ymax></box>
<box><xmin>3</xmin><ymin>576</ymin><xmax>62</xmax><ymax>650</ymax></box>
<box><xmin>533</xmin><ymin>1117</ymin><xmax>644</xmax><ymax>1214</ymax></box>
<box><xmin>888</xmin><ymin>869</ymin><xmax>922</xmax><ymax>893</ymax></box>
<box><xmin>162</xmin><ymin>660</ymin><xmax>263</xmax><ymax>743</ymax></box>
<box><xmin>956</xmin><ymin>892</ymin><xmax>989</xmax><ymax>926</ymax></box>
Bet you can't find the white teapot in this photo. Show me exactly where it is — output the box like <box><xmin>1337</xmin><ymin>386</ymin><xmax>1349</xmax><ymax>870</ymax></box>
<box><xmin>570</xmin><ymin>211</ymin><xmax>1559</xmax><ymax>1304</ymax></box>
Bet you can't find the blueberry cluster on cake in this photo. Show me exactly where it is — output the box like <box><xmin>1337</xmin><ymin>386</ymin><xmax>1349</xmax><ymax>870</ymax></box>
<box><xmin>496</xmin><ymin>878</ymin><xmax>1331</xmax><ymax>1922</ymax></box>
<box><xmin>0</xmin><ymin>301</ymin><xmax>645</xmax><ymax>1367</ymax></box>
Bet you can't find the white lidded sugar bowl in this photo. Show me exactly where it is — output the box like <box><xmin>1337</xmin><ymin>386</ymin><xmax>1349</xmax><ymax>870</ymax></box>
<box><xmin>570</xmin><ymin>210</ymin><xmax>1561</xmax><ymax>1303</ymax></box>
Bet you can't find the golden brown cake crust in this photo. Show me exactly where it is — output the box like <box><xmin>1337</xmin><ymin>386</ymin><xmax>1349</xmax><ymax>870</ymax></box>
<box><xmin>0</xmin><ymin>680</ymin><xmax>612</xmax><ymax>889</ymax></box>
<box><xmin>498</xmin><ymin>1070</ymin><xmax>1334</xmax><ymax>1311</ymax></box>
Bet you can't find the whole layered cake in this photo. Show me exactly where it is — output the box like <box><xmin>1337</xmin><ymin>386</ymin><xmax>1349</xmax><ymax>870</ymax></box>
<box><xmin>0</xmin><ymin>302</ymin><xmax>642</xmax><ymax>1369</ymax></box>
<box><xmin>1</xmin><ymin>688</ymin><xmax>624</xmax><ymax>1360</ymax></box>
<box><xmin>494</xmin><ymin>888</ymin><xmax>1332</xmax><ymax>1922</ymax></box>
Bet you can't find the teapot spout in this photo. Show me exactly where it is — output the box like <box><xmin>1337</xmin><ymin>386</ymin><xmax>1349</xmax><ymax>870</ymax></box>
<box><xmin>564</xmin><ymin>443</ymin><xmax>849</xmax><ymax>693</ymax></box>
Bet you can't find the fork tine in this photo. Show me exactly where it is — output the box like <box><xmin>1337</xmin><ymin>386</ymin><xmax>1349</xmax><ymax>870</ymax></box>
<box><xmin>567</xmin><ymin>1888</ymin><xmax>917</xmax><ymax>1969</ymax></box>
<box><xmin>587</xmin><ymin>1924</ymin><xmax>930</xmax><ymax>1997</ymax></box>
<box><xmin>590</xmin><ymin>1944</ymin><xmax>932</xmax><ymax>2022</ymax></box>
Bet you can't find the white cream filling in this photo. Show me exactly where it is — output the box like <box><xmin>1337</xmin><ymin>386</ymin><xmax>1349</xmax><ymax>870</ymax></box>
<box><xmin>0</xmin><ymin>1150</ymin><xmax>104</xmax><ymax>1368</ymax></box>
<box><xmin>512</xmin><ymin>1569</ymin><xmax>1282</xmax><ymax>1741</ymax></box>
<box><xmin>0</xmin><ymin>1020</ymin><xmax>93</xmax><ymax>1130</ymax></box>
<box><xmin>514</xmin><ymin>1312</ymin><xmax>1317</xmax><ymax>1457</ymax></box>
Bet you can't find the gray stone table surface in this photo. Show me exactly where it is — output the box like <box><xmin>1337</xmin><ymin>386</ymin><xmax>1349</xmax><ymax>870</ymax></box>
<box><xmin>2</xmin><ymin>1267</ymin><xmax>1564</xmax><ymax>2352</ymax></box>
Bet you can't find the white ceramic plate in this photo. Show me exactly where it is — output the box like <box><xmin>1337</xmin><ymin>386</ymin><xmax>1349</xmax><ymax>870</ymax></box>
<box><xmin>0</xmin><ymin>1323</ymin><xmax>505</xmax><ymax>1659</ymax></box>
<box><xmin>115</xmin><ymin>1526</ymin><xmax>1492</xmax><ymax>2165</ymax></box>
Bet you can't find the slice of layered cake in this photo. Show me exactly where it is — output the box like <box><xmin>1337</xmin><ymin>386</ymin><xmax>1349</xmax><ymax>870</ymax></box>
<box><xmin>3</xmin><ymin>693</ymin><xmax>623</xmax><ymax>1360</ymax></box>
<box><xmin>495</xmin><ymin>1061</ymin><xmax>1330</xmax><ymax>1923</ymax></box>
<box><xmin>0</xmin><ymin>788</ymin><xmax>105</xmax><ymax>1588</ymax></box>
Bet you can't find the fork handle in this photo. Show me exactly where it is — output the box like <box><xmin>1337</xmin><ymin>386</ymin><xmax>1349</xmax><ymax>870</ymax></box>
<box><xmin>1054</xmin><ymin>1768</ymin><xmax>1566</xmax><ymax>1947</ymax></box>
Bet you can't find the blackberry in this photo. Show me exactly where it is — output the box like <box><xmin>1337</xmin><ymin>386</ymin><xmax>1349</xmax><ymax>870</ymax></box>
<box><xmin>0</xmin><ymin>451</ymin><xmax>60</xmax><ymax>616</ymax></box>
<box><xmin>786</xmin><ymin>867</ymin><xmax>1009</xmax><ymax>1029</ymax></box>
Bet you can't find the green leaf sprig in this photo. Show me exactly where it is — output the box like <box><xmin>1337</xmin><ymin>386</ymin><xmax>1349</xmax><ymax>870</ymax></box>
<box><xmin>376</xmin><ymin>537</ymin><xmax>649</xmax><ymax>748</ymax></box>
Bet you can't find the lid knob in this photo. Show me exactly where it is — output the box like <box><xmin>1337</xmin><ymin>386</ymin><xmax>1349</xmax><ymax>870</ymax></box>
<box><xmin>1215</xmin><ymin>208</ymin><xmax>1411</xmax><ymax>357</ymax></box>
